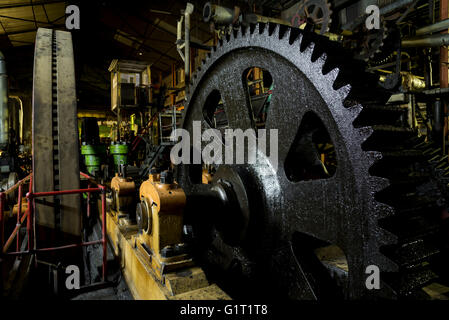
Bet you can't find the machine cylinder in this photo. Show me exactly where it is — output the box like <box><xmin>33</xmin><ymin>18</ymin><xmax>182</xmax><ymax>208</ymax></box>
<box><xmin>110</xmin><ymin>141</ymin><xmax>128</xmax><ymax>168</ymax></box>
<box><xmin>203</xmin><ymin>2</ymin><xmax>235</xmax><ymax>25</ymax></box>
<box><xmin>81</xmin><ymin>143</ymin><xmax>106</xmax><ymax>176</ymax></box>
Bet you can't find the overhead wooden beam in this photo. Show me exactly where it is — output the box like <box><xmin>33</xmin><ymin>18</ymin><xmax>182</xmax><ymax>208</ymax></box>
<box><xmin>0</xmin><ymin>25</ymin><xmax>65</xmax><ymax>36</ymax></box>
<box><xmin>0</xmin><ymin>0</ymin><xmax>65</xmax><ymax>9</ymax></box>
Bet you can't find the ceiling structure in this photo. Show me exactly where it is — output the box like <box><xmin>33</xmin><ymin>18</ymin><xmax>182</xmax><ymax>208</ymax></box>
<box><xmin>0</xmin><ymin>0</ymin><xmax>214</xmax><ymax>112</ymax></box>
<box><xmin>0</xmin><ymin>0</ymin><xmax>66</xmax><ymax>47</ymax></box>
<box><xmin>0</xmin><ymin>0</ymin><xmax>299</xmax><ymax>113</ymax></box>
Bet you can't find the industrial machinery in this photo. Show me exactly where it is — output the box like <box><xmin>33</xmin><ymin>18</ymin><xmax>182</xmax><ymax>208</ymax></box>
<box><xmin>105</xmin><ymin>168</ymin><xmax>230</xmax><ymax>299</ymax></box>
<box><xmin>0</xmin><ymin>51</ymin><xmax>22</xmax><ymax>195</ymax></box>
<box><xmin>6</xmin><ymin>1</ymin><xmax>449</xmax><ymax>301</ymax></box>
<box><xmin>175</xmin><ymin>23</ymin><xmax>449</xmax><ymax>299</ymax></box>
<box><xmin>32</xmin><ymin>28</ymin><xmax>81</xmax><ymax>239</ymax></box>
<box><xmin>110</xmin><ymin>166</ymin><xmax>137</xmax><ymax>221</ymax></box>
<box><xmin>80</xmin><ymin>117</ymin><xmax>107</xmax><ymax>177</ymax></box>
<box><xmin>101</xmin><ymin>3</ymin><xmax>449</xmax><ymax>298</ymax></box>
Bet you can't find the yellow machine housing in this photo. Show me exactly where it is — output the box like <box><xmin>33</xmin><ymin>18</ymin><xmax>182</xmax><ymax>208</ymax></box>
<box><xmin>105</xmin><ymin>171</ymin><xmax>229</xmax><ymax>299</ymax></box>
<box><xmin>136</xmin><ymin>172</ymin><xmax>192</xmax><ymax>279</ymax></box>
<box><xmin>110</xmin><ymin>173</ymin><xmax>135</xmax><ymax>216</ymax></box>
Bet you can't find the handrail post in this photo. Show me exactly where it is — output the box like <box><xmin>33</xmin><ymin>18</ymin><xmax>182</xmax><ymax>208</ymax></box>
<box><xmin>100</xmin><ymin>187</ymin><xmax>107</xmax><ymax>282</ymax></box>
<box><xmin>0</xmin><ymin>192</ymin><xmax>5</xmax><ymax>248</ymax></box>
<box><xmin>0</xmin><ymin>192</ymin><xmax>3</xmax><ymax>293</ymax></box>
<box><xmin>16</xmin><ymin>184</ymin><xmax>22</xmax><ymax>252</ymax></box>
<box><xmin>87</xmin><ymin>182</ymin><xmax>91</xmax><ymax>218</ymax></box>
<box><xmin>26</xmin><ymin>192</ymin><xmax>33</xmax><ymax>252</ymax></box>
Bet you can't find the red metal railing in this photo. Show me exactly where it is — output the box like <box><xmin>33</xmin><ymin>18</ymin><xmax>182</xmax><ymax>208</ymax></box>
<box><xmin>0</xmin><ymin>172</ymin><xmax>108</xmax><ymax>282</ymax></box>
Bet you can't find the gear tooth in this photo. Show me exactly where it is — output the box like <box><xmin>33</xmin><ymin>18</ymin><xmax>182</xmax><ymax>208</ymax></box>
<box><xmin>364</xmin><ymin>158</ymin><xmax>382</xmax><ymax>178</ymax></box>
<box><xmin>311</xmin><ymin>42</ymin><xmax>327</xmax><ymax>62</ymax></box>
<box><xmin>365</xmin><ymin>151</ymin><xmax>383</xmax><ymax>168</ymax></box>
<box><xmin>281</xmin><ymin>26</ymin><xmax>291</xmax><ymax>40</ymax></box>
<box><xmin>295</xmin><ymin>32</ymin><xmax>304</xmax><ymax>47</ymax></box>
<box><xmin>249</xmin><ymin>23</ymin><xmax>257</xmax><ymax>35</ymax></box>
<box><xmin>299</xmin><ymin>34</ymin><xmax>313</xmax><ymax>52</ymax></box>
<box><xmin>336</xmin><ymin>80</ymin><xmax>351</xmax><ymax>100</ymax></box>
<box><xmin>241</xmin><ymin>27</ymin><xmax>247</xmax><ymax>39</ymax></box>
<box><xmin>356</xmin><ymin>126</ymin><xmax>374</xmax><ymax>144</ymax></box>
<box><xmin>301</xmin><ymin>41</ymin><xmax>315</xmax><ymax>60</ymax></box>
<box><xmin>268</xmin><ymin>22</ymin><xmax>279</xmax><ymax>36</ymax></box>
<box><xmin>253</xmin><ymin>23</ymin><xmax>260</xmax><ymax>35</ymax></box>
<box><xmin>373</xmin><ymin>202</ymin><xmax>396</xmax><ymax>219</ymax></box>
<box><xmin>369</xmin><ymin>175</ymin><xmax>390</xmax><ymax>192</ymax></box>
<box><xmin>378</xmin><ymin>228</ymin><xmax>398</xmax><ymax>247</ymax></box>
<box><xmin>263</xmin><ymin>24</ymin><xmax>270</xmax><ymax>36</ymax></box>
<box><xmin>241</xmin><ymin>25</ymin><xmax>248</xmax><ymax>37</ymax></box>
<box><xmin>374</xmin><ymin>252</ymin><xmax>399</xmax><ymax>273</ymax></box>
<box><xmin>258</xmin><ymin>22</ymin><xmax>267</xmax><ymax>35</ymax></box>
<box><xmin>347</xmin><ymin>104</ymin><xmax>363</xmax><ymax>122</ymax></box>
<box><xmin>232</xmin><ymin>28</ymin><xmax>239</xmax><ymax>40</ymax></box>
<box><xmin>288</xmin><ymin>28</ymin><xmax>302</xmax><ymax>44</ymax></box>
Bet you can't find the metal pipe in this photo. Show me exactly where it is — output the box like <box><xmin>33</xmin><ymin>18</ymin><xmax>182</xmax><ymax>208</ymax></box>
<box><xmin>184</xmin><ymin>3</ymin><xmax>194</xmax><ymax>86</ymax></box>
<box><xmin>249</xmin><ymin>14</ymin><xmax>292</xmax><ymax>27</ymax></box>
<box><xmin>440</xmin><ymin>0</ymin><xmax>448</xmax><ymax>156</ymax></box>
<box><xmin>6</xmin><ymin>240</ymin><xmax>103</xmax><ymax>256</ymax></box>
<box><xmin>176</xmin><ymin>15</ymin><xmax>185</xmax><ymax>62</ymax></box>
<box><xmin>203</xmin><ymin>2</ymin><xmax>235</xmax><ymax>24</ymax></box>
<box><xmin>343</xmin><ymin>0</ymin><xmax>414</xmax><ymax>31</ymax></box>
<box><xmin>79</xmin><ymin>171</ymin><xmax>106</xmax><ymax>189</ymax></box>
<box><xmin>3</xmin><ymin>207</ymin><xmax>27</xmax><ymax>254</ymax></box>
<box><xmin>379</xmin><ymin>72</ymin><xmax>426</xmax><ymax>91</ymax></box>
<box><xmin>434</xmin><ymin>99</ymin><xmax>444</xmax><ymax>133</ymax></box>
<box><xmin>29</xmin><ymin>188</ymin><xmax>101</xmax><ymax>198</ymax></box>
<box><xmin>380</xmin><ymin>0</ymin><xmax>415</xmax><ymax>15</ymax></box>
<box><xmin>33</xmin><ymin>240</ymin><xmax>102</xmax><ymax>252</ymax></box>
<box><xmin>402</xmin><ymin>33</ymin><xmax>449</xmax><ymax>47</ymax></box>
<box><xmin>416</xmin><ymin>18</ymin><xmax>449</xmax><ymax>35</ymax></box>
<box><xmin>0</xmin><ymin>51</ymin><xmax>9</xmax><ymax>149</ymax></box>
<box><xmin>3</xmin><ymin>173</ymin><xmax>31</xmax><ymax>196</ymax></box>
<box><xmin>9</xmin><ymin>96</ymin><xmax>23</xmax><ymax>144</ymax></box>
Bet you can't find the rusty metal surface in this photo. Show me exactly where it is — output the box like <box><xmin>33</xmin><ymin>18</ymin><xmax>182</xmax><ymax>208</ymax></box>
<box><xmin>177</xmin><ymin>23</ymin><xmax>446</xmax><ymax>299</ymax></box>
<box><xmin>32</xmin><ymin>28</ymin><xmax>54</xmax><ymax>230</ymax></box>
<box><xmin>32</xmin><ymin>28</ymin><xmax>81</xmax><ymax>237</ymax></box>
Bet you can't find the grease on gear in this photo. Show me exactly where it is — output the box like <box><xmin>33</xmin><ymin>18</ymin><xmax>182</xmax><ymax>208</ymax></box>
<box><xmin>177</xmin><ymin>23</ymin><xmax>447</xmax><ymax>299</ymax></box>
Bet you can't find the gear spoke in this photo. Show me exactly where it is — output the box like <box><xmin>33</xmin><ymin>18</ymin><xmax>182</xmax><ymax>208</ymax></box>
<box><xmin>215</xmin><ymin>65</ymin><xmax>254</xmax><ymax>131</ymax></box>
<box><xmin>264</xmin><ymin>76</ymin><xmax>326</xmax><ymax>162</ymax></box>
<box><xmin>280</xmin><ymin>176</ymin><xmax>347</xmax><ymax>244</ymax></box>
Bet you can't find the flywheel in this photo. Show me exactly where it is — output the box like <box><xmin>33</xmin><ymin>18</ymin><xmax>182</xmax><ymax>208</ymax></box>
<box><xmin>32</xmin><ymin>28</ymin><xmax>81</xmax><ymax>237</ymax></box>
<box><xmin>176</xmin><ymin>23</ymin><xmax>447</xmax><ymax>299</ymax></box>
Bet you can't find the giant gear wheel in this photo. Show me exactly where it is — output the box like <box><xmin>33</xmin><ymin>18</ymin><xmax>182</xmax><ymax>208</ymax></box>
<box><xmin>32</xmin><ymin>28</ymin><xmax>81</xmax><ymax>237</ymax></box>
<box><xmin>176</xmin><ymin>23</ymin><xmax>447</xmax><ymax>299</ymax></box>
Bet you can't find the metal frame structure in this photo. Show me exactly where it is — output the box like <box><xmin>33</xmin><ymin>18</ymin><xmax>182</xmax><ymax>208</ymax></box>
<box><xmin>0</xmin><ymin>171</ymin><xmax>108</xmax><ymax>282</ymax></box>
